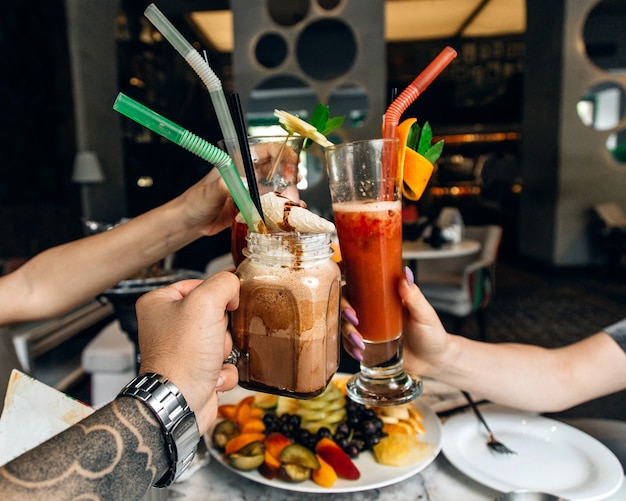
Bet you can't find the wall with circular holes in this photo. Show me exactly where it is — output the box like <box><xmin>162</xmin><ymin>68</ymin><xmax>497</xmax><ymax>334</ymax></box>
<box><xmin>230</xmin><ymin>0</ymin><xmax>385</xmax><ymax>143</ymax></box>
<box><xmin>520</xmin><ymin>0</ymin><xmax>626</xmax><ymax>266</ymax></box>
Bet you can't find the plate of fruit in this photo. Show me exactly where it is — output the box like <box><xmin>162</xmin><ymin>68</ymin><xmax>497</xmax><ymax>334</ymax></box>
<box><xmin>205</xmin><ymin>374</ymin><xmax>442</xmax><ymax>493</ymax></box>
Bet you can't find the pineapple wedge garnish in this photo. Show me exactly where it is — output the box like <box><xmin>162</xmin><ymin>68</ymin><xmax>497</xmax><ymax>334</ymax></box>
<box><xmin>274</xmin><ymin>109</ymin><xmax>334</xmax><ymax>148</ymax></box>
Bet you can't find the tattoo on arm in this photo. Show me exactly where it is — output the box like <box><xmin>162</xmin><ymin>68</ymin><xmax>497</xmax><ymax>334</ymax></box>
<box><xmin>0</xmin><ymin>397</ymin><xmax>170</xmax><ymax>500</ymax></box>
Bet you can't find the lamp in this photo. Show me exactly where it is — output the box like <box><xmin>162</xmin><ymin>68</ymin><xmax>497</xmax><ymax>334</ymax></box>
<box><xmin>72</xmin><ymin>150</ymin><xmax>105</xmax><ymax>183</ymax></box>
<box><xmin>72</xmin><ymin>150</ymin><xmax>105</xmax><ymax>224</ymax></box>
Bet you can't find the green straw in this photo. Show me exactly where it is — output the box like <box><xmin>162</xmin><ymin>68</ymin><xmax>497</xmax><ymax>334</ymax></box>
<box><xmin>113</xmin><ymin>93</ymin><xmax>265</xmax><ymax>233</ymax></box>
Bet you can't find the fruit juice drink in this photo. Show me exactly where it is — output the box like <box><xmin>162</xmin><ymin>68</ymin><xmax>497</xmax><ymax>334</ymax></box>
<box><xmin>332</xmin><ymin>200</ymin><xmax>403</xmax><ymax>343</ymax></box>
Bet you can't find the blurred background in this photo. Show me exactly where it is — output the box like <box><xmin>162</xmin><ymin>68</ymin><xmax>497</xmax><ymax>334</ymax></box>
<box><xmin>0</xmin><ymin>0</ymin><xmax>624</xmax><ymax>272</ymax></box>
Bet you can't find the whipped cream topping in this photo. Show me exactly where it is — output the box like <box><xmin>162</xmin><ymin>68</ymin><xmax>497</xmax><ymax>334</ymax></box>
<box><xmin>236</xmin><ymin>192</ymin><xmax>335</xmax><ymax>234</ymax></box>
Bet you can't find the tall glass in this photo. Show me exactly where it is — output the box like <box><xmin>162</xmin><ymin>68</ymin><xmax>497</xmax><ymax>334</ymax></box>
<box><xmin>228</xmin><ymin>135</ymin><xmax>305</xmax><ymax>266</ymax></box>
<box><xmin>325</xmin><ymin>138</ymin><xmax>422</xmax><ymax>406</ymax></box>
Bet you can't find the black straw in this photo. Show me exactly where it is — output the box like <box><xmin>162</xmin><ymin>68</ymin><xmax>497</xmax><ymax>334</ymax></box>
<box><xmin>227</xmin><ymin>92</ymin><xmax>264</xmax><ymax>222</ymax></box>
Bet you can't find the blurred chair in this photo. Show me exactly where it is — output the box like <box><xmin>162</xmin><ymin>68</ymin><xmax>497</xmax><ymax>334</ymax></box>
<box><xmin>417</xmin><ymin>225</ymin><xmax>503</xmax><ymax>341</ymax></box>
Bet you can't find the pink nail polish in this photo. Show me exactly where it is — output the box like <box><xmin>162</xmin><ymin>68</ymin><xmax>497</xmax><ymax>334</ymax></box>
<box><xmin>342</xmin><ymin>308</ymin><xmax>359</xmax><ymax>326</ymax></box>
<box><xmin>351</xmin><ymin>347</ymin><xmax>364</xmax><ymax>361</ymax></box>
<box><xmin>349</xmin><ymin>331</ymin><xmax>366</xmax><ymax>350</ymax></box>
<box><xmin>405</xmin><ymin>265</ymin><xmax>415</xmax><ymax>286</ymax></box>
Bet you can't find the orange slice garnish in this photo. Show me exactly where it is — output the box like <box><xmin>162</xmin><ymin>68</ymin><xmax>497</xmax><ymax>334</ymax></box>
<box><xmin>402</xmin><ymin>149</ymin><xmax>434</xmax><ymax>201</ymax></box>
<box><xmin>395</xmin><ymin>118</ymin><xmax>435</xmax><ymax>201</ymax></box>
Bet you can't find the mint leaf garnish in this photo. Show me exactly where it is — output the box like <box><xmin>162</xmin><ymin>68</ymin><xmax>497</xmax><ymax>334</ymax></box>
<box><xmin>407</xmin><ymin>120</ymin><xmax>443</xmax><ymax>164</ymax></box>
<box><xmin>423</xmin><ymin>140</ymin><xmax>444</xmax><ymax>164</ymax></box>
<box><xmin>304</xmin><ymin>103</ymin><xmax>344</xmax><ymax>149</ymax></box>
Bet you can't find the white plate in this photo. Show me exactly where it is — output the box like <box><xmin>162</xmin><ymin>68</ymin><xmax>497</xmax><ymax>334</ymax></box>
<box><xmin>442</xmin><ymin>407</ymin><xmax>624</xmax><ymax>500</ymax></box>
<box><xmin>205</xmin><ymin>380</ymin><xmax>442</xmax><ymax>493</ymax></box>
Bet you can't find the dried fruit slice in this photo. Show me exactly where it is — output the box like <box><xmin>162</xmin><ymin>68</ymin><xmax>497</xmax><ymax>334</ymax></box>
<box><xmin>279</xmin><ymin>444</ymin><xmax>320</xmax><ymax>470</ymax></box>
<box><xmin>278</xmin><ymin>463</ymin><xmax>312</xmax><ymax>483</ymax></box>
<box><xmin>227</xmin><ymin>441</ymin><xmax>265</xmax><ymax>471</ymax></box>
<box><xmin>315</xmin><ymin>437</ymin><xmax>360</xmax><ymax>480</ymax></box>
<box><xmin>372</xmin><ymin>434</ymin><xmax>436</xmax><ymax>466</ymax></box>
<box><xmin>211</xmin><ymin>419</ymin><xmax>239</xmax><ymax>449</ymax></box>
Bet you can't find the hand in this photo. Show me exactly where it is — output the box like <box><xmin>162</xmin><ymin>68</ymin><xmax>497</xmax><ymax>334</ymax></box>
<box><xmin>135</xmin><ymin>272</ymin><xmax>240</xmax><ymax>435</ymax></box>
<box><xmin>340</xmin><ymin>266</ymin><xmax>452</xmax><ymax>377</ymax></box>
<box><xmin>178</xmin><ymin>168</ymin><xmax>238</xmax><ymax>237</ymax></box>
<box><xmin>340</xmin><ymin>298</ymin><xmax>365</xmax><ymax>362</ymax></box>
<box><xmin>396</xmin><ymin>267</ymin><xmax>452</xmax><ymax>376</ymax></box>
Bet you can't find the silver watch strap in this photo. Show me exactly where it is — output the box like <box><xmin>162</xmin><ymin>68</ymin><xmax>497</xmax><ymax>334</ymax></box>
<box><xmin>118</xmin><ymin>373</ymin><xmax>199</xmax><ymax>487</ymax></box>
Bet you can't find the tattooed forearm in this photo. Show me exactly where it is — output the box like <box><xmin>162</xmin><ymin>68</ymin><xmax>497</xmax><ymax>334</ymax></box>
<box><xmin>0</xmin><ymin>397</ymin><xmax>170</xmax><ymax>500</ymax></box>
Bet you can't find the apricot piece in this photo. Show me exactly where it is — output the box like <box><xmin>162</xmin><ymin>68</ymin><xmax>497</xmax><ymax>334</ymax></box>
<box><xmin>312</xmin><ymin>454</ymin><xmax>338</xmax><ymax>488</ymax></box>
<box><xmin>315</xmin><ymin>437</ymin><xmax>360</xmax><ymax>480</ymax></box>
<box><xmin>224</xmin><ymin>432</ymin><xmax>266</xmax><ymax>456</ymax></box>
<box><xmin>217</xmin><ymin>404</ymin><xmax>237</xmax><ymax>420</ymax></box>
<box><xmin>240</xmin><ymin>417</ymin><xmax>266</xmax><ymax>434</ymax></box>
<box><xmin>263</xmin><ymin>432</ymin><xmax>292</xmax><ymax>459</ymax></box>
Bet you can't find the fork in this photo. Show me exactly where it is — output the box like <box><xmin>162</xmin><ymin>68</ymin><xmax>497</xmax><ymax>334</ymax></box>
<box><xmin>462</xmin><ymin>391</ymin><xmax>516</xmax><ymax>455</ymax></box>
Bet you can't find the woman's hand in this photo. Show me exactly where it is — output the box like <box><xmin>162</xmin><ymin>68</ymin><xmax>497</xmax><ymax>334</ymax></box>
<box><xmin>340</xmin><ymin>266</ymin><xmax>452</xmax><ymax>378</ymax></box>
<box><xmin>177</xmin><ymin>168</ymin><xmax>238</xmax><ymax>238</ymax></box>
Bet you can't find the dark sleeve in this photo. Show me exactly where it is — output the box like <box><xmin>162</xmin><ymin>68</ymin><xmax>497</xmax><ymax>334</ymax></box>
<box><xmin>604</xmin><ymin>318</ymin><xmax>626</xmax><ymax>353</ymax></box>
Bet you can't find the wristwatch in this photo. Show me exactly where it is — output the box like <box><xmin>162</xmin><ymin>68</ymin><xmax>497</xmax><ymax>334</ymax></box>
<box><xmin>118</xmin><ymin>373</ymin><xmax>199</xmax><ymax>488</ymax></box>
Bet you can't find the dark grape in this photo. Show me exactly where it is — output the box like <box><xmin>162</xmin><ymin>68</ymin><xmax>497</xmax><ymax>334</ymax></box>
<box><xmin>335</xmin><ymin>422</ymin><xmax>350</xmax><ymax>436</ymax></box>
<box><xmin>345</xmin><ymin>444</ymin><xmax>359</xmax><ymax>458</ymax></box>
<box><xmin>361</xmin><ymin>420</ymin><xmax>377</xmax><ymax>435</ymax></box>
<box><xmin>316</xmin><ymin>427</ymin><xmax>332</xmax><ymax>439</ymax></box>
<box><xmin>362</xmin><ymin>409</ymin><xmax>377</xmax><ymax>421</ymax></box>
<box><xmin>288</xmin><ymin>414</ymin><xmax>301</xmax><ymax>428</ymax></box>
<box><xmin>336</xmin><ymin>437</ymin><xmax>349</xmax><ymax>450</ymax></box>
<box><xmin>351</xmin><ymin>438</ymin><xmax>365</xmax><ymax>452</ymax></box>
<box><xmin>296</xmin><ymin>428</ymin><xmax>311</xmax><ymax>445</ymax></box>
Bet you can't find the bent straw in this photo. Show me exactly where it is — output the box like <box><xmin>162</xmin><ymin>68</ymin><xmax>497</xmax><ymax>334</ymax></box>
<box><xmin>383</xmin><ymin>46</ymin><xmax>457</xmax><ymax>141</ymax></box>
<box><xmin>113</xmin><ymin>93</ymin><xmax>266</xmax><ymax>233</ymax></box>
<box><xmin>228</xmin><ymin>92</ymin><xmax>264</xmax><ymax>223</ymax></box>
<box><xmin>144</xmin><ymin>4</ymin><xmax>245</xmax><ymax>182</ymax></box>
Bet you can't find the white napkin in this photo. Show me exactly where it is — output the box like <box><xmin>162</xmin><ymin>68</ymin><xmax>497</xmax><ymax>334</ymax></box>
<box><xmin>0</xmin><ymin>369</ymin><xmax>95</xmax><ymax>466</ymax></box>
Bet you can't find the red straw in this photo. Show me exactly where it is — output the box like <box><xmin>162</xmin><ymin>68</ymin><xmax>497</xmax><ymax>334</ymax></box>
<box><xmin>383</xmin><ymin>46</ymin><xmax>457</xmax><ymax>140</ymax></box>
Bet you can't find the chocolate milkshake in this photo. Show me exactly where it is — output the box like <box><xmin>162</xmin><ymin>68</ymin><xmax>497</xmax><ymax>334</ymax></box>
<box><xmin>232</xmin><ymin>230</ymin><xmax>341</xmax><ymax>398</ymax></box>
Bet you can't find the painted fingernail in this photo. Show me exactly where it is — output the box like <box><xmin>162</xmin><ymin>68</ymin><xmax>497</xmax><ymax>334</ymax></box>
<box><xmin>349</xmin><ymin>331</ymin><xmax>366</xmax><ymax>350</ymax></box>
<box><xmin>350</xmin><ymin>347</ymin><xmax>364</xmax><ymax>362</ymax></box>
<box><xmin>405</xmin><ymin>265</ymin><xmax>415</xmax><ymax>287</ymax></box>
<box><xmin>342</xmin><ymin>308</ymin><xmax>359</xmax><ymax>326</ymax></box>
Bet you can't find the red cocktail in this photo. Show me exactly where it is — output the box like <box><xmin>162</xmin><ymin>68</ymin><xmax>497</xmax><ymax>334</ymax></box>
<box><xmin>332</xmin><ymin>200</ymin><xmax>403</xmax><ymax>343</ymax></box>
<box><xmin>230</xmin><ymin>135</ymin><xmax>304</xmax><ymax>266</ymax></box>
<box><xmin>325</xmin><ymin>138</ymin><xmax>421</xmax><ymax>406</ymax></box>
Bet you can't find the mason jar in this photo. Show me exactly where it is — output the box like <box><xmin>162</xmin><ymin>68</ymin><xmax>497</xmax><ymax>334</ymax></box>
<box><xmin>231</xmin><ymin>231</ymin><xmax>341</xmax><ymax>398</ymax></box>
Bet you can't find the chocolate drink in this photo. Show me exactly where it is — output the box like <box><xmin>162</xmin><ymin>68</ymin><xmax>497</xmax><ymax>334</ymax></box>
<box><xmin>231</xmin><ymin>232</ymin><xmax>341</xmax><ymax>398</ymax></box>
